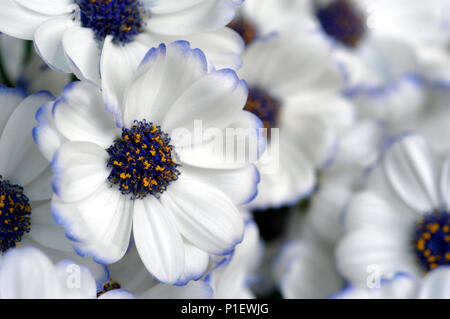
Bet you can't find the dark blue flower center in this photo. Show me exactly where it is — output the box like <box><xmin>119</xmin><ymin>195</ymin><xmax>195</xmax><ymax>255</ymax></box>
<box><xmin>97</xmin><ymin>279</ymin><xmax>121</xmax><ymax>297</ymax></box>
<box><xmin>316</xmin><ymin>0</ymin><xmax>366</xmax><ymax>48</ymax></box>
<box><xmin>0</xmin><ymin>176</ymin><xmax>31</xmax><ymax>253</ymax></box>
<box><xmin>75</xmin><ymin>0</ymin><xmax>148</xmax><ymax>45</ymax></box>
<box><xmin>244</xmin><ymin>87</ymin><xmax>280</xmax><ymax>132</ymax></box>
<box><xmin>228</xmin><ymin>17</ymin><xmax>258</xmax><ymax>46</ymax></box>
<box><xmin>413</xmin><ymin>211</ymin><xmax>450</xmax><ymax>272</ymax></box>
<box><xmin>106</xmin><ymin>120</ymin><xmax>180</xmax><ymax>199</ymax></box>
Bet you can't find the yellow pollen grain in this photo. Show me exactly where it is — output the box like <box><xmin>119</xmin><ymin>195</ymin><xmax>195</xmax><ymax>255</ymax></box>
<box><xmin>427</xmin><ymin>223</ymin><xmax>440</xmax><ymax>233</ymax></box>
<box><xmin>416</xmin><ymin>239</ymin><xmax>425</xmax><ymax>251</ymax></box>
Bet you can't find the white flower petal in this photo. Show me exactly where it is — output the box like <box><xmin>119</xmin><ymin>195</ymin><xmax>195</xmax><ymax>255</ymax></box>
<box><xmin>177</xmin><ymin>27</ymin><xmax>243</xmax><ymax>70</ymax></box>
<box><xmin>308</xmin><ymin>184</ymin><xmax>349</xmax><ymax>244</ymax></box>
<box><xmin>182</xmin><ymin>164</ymin><xmax>259</xmax><ymax>205</ymax></box>
<box><xmin>35</xmin><ymin>245</ymin><xmax>109</xmax><ymax>292</ymax></box>
<box><xmin>101</xmin><ymin>35</ymin><xmax>149</xmax><ymax>127</ymax></box>
<box><xmin>0</xmin><ymin>0</ymin><xmax>51</xmax><ymax>39</ymax></box>
<box><xmin>0</xmin><ymin>91</ymin><xmax>54</xmax><ymax>185</ymax></box>
<box><xmin>345</xmin><ymin>191</ymin><xmax>417</xmax><ymax>233</ymax></box>
<box><xmin>242</xmin><ymin>0</ymin><xmax>316</xmax><ymax>35</ymax></box>
<box><xmin>123</xmin><ymin>41</ymin><xmax>207</xmax><ymax>128</ymax></box>
<box><xmin>133</xmin><ymin>196</ymin><xmax>185</xmax><ymax>284</ymax></box>
<box><xmin>24</xmin><ymin>167</ymin><xmax>53</xmax><ymax>201</ymax></box>
<box><xmin>441</xmin><ymin>154</ymin><xmax>450</xmax><ymax>208</ymax></box>
<box><xmin>176</xmin><ymin>243</ymin><xmax>209</xmax><ymax>285</ymax></box>
<box><xmin>283</xmin><ymin>115</ymin><xmax>336</xmax><ymax>167</ymax></box>
<box><xmin>15</xmin><ymin>0</ymin><xmax>76</xmax><ymax>15</ymax></box>
<box><xmin>333</xmin><ymin>120</ymin><xmax>384</xmax><ymax>167</ymax></box>
<box><xmin>52</xmin><ymin>184</ymin><xmax>133</xmax><ymax>264</ymax></box>
<box><xmin>0</xmin><ymin>86</ymin><xmax>26</xmax><ymax>135</ymax></box>
<box><xmin>34</xmin><ymin>17</ymin><xmax>72</xmax><ymax>73</ymax></box>
<box><xmin>146</xmin><ymin>0</ymin><xmax>241</xmax><ymax>35</ymax></box>
<box><xmin>0</xmin><ymin>247</ymin><xmax>62</xmax><ymax>298</ymax></box>
<box><xmin>52</xmin><ymin>141</ymin><xmax>110</xmax><ymax>203</ymax></box>
<box><xmin>54</xmin><ymin>259</ymin><xmax>97</xmax><ymax>299</ymax></box>
<box><xmin>139</xmin><ymin>27</ymin><xmax>243</xmax><ymax>70</ymax></box>
<box><xmin>250</xmin><ymin>140</ymin><xmax>316</xmax><ymax>209</ymax></box>
<box><xmin>147</xmin><ymin>0</ymin><xmax>209</xmax><ymax>14</ymax></box>
<box><xmin>212</xmin><ymin>219</ymin><xmax>261</xmax><ymax>298</ymax></box>
<box><xmin>336</xmin><ymin>228</ymin><xmax>421</xmax><ymax>286</ymax></box>
<box><xmin>161</xmin><ymin>177</ymin><xmax>244</xmax><ymax>255</ymax></box>
<box><xmin>28</xmin><ymin>201</ymin><xmax>74</xmax><ymax>252</ymax></box>
<box><xmin>62</xmin><ymin>26</ymin><xmax>101</xmax><ymax>84</ymax></box>
<box><xmin>281</xmin><ymin>241</ymin><xmax>343</xmax><ymax>299</ymax></box>
<box><xmin>175</xmin><ymin>110</ymin><xmax>264</xmax><ymax>169</ymax></box>
<box><xmin>419</xmin><ymin>267</ymin><xmax>450</xmax><ymax>299</ymax></box>
<box><xmin>284</xmin><ymin>93</ymin><xmax>355</xmax><ymax>133</ymax></box>
<box><xmin>33</xmin><ymin>100</ymin><xmax>67</xmax><ymax>162</ymax></box>
<box><xmin>240</xmin><ymin>35</ymin><xmax>341</xmax><ymax>93</ymax></box>
<box><xmin>162</xmin><ymin>68</ymin><xmax>247</xmax><ymax>133</ymax></box>
<box><xmin>52</xmin><ymin>81</ymin><xmax>120</xmax><ymax>148</ymax></box>
<box><xmin>383</xmin><ymin>134</ymin><xmax>441</xmax><ymax>212</ymax></box>
<box><xmin>99</xmin><ymin>289</ymin><xmax>134</xmax><ymax>299</ymax></box>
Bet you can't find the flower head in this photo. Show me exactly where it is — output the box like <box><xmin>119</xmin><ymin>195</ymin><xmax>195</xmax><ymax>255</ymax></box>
<box><xmin>34</xmin><ymin>41</ymin><xmax>264</xmax><ymax>284</ymax></box>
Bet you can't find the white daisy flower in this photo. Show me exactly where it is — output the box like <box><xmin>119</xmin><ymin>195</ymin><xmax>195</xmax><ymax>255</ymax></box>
<box><xmin>237</xmin><ymin>33</ymin><xmax>354</xmax><ymax>209</ymax></box>
<box><xmin>334</xmin><ymin>268</ymin><xmax>450</xmax><ymax>299</ymax></box>
<box><xmin>275</xmin><ymin>121</ymin><xmax>384</xmax><ymax>299</ymax></box>
<box><xmin>106</xmin><ymin>244</ymin><xmax>213</xmax><ymax>299</ymax></box>
<box><xmin>0</xmin><ymin>0</ymin><xmax>245</xmax><ymax>114</ymax></box>
<box><xmin>0</xmin><ymin>34</ymin><xmax>71</xmax><ymax>96</ymax></box>
<box><xmin>207</xmin><ymin>217</ymin><xmax>263</xmax><ymax>299</ymax></box>
<box><xmin>33</xmin><ymin>41</ymin><xmax>264</xmax><ymax>285</ymax></box>
<box><xmin>0</xmin><ymin>246</ymin><xmax>131</xmax><ymax>299</ymax></box>
<box><xmin>336</xmin><ymin>133</ymin><xmax>450</xmax><ymax>286</ymax></box>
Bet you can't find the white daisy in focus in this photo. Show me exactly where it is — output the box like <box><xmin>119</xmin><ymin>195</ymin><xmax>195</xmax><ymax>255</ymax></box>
<box><xmin>207</xmin><ymin>216</ymin><xmax>263</xmax><ymax>299</ymax></box>
<box><xmin>334</xmin><ymin>267</ymin><xmax>450</xmax><ymax>299</ymax></box>
<box><xmin>275</xmin><ymin>121</ymin><xmax>384</xmax><ymax>298</ymax></box>
<box><xmin>337</xmin><ymin>133</ymin><xmax>450</xmax><ymax>286</ymax></box>
<box><xmin>0</xmin><ymin>246</ymin><xmax>131</xmax><ymax>299</ymax></box>
<box><xmin>106</xmin><ymin>244</ymin><xmax>213</xmax><ymax>299</ymax></box>
<box><xmin>0</xmin><ymin>34</ymin><xmax>71</xmax><ymax>96</ymax></box>
<box><xmin>0</xmin><ymin>0</ymin><xmax>245</xmax><ymax>114</ymax></box>
<box><xmin>237</xmin><ymin>33</ymin><xmax>354</xmax><ymax>209</ymax></box>
<box><xmin>33</xmin><ymin>41</ymin><xmax>264</xmax><ymax>285</ymax></box>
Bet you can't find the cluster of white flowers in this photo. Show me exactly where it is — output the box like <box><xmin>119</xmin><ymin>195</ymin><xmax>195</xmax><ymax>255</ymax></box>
<box><xmin>0</xmin><ymin>0</ymin><xmax>449</xmax><ymax>299</ymax></box>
